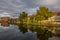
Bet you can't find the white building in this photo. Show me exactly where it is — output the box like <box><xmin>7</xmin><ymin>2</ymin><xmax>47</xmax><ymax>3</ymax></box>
<box><xmin>48</xmin><ymin>11</ymin><xmax>60</xmax><ymax>22</ymax></box>
<box><xmin>48</xmin><ymin>15</ymin><xmax>60</xmax><ymax>21</ymax></box>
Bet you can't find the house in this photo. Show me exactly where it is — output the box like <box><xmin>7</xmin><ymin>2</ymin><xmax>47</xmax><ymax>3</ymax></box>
<box><xmin>10</xmin><ymin>18</ymin><xmax>19</xmax><ymax>24</ymax></box>
<box><xmin>0</xmin><ymin>17</ymin><xmax>10</xmax><ymax>22</ymax></box>
<box><xmin>48</xmin><ymin>11</ymin><xmax>60</xmax><ymax>22</ymax></box>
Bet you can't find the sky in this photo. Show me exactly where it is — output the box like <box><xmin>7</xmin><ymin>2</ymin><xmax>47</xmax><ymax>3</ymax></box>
<box><xmin>0</xmin><ymin>0</ymin><xmax>60</xmax><ymax>18</ymax></box>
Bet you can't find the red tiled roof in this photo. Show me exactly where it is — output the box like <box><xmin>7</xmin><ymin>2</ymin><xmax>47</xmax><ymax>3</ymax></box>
<box><xmin>52</xmin><ymin>11</ymin><xmax>60</xmax><ymax>16</ymax></box>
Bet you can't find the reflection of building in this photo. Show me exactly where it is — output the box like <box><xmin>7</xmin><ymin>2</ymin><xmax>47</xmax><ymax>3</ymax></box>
<box><xmin>55</xmin><ymin>28</ymin><xmax>60</xmax><ymax>34</ymax></box>
<box><xmin>1</xmin><ymin>22</ymin><xmax>9</xmax><ymax>27</ymax></box>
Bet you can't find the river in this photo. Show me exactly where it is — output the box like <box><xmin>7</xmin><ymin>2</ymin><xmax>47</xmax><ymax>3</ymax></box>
<box><xmin>0</xmin><ymin>23</ymin><xmax>60</xmax><ymax>40</ymax></box>
<box><xmin>0</xmin><ymin>24</ymin><xmax>37</xmax><ymax>40</ymax></box>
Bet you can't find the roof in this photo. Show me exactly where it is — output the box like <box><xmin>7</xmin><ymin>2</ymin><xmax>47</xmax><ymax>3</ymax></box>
<box><xmin>52</xmin><ymin>11</ymin><xmax>60</xmax><ymax>16</ymax></box>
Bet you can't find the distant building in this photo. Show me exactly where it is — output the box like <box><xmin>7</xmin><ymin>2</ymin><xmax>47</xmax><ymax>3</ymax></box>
<box><xmin>48</xmin><ymin>11</ymin><xmax>60</xmax><ymax>21</ymax></box>
<box><xmin>0</xmin><ymin>17</ymin><xmax>10</xmax><ymax>22</ymax></box>
<box><xmin>0</xmin><ymin>18</ymin><xmax>1</xmax><ymax>22</ymax></box>
<box><xmin>10</xmin><ymin>18</ymin><xmax>19</xmax><ymax>24</ymax></box>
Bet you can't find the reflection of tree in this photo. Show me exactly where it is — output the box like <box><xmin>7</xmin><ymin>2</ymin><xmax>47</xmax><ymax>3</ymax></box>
<box><xmin>18</xmin><ymin>23</ymin><xmax>52</xmax><ymax>40</ymax></box>
<box><xmin>29</xmin><ymin>26</ymin><xmax>52</xmax><ymax>40</ymax></box>
<box><xmin>29</xmin><ymin>25</ymin><xmax>35</xmax><ymax>32</ymax></box>
<box><xmin>18</xmin><ymin>23</ymin><xmax>28</xmax><ymax>33</ymax></box>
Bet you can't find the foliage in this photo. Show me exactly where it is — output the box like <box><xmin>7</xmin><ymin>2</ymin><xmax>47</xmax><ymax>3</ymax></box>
<box><xmin>18</xmin><ymin>6</ymin><xmax>52</xmax><ymax>40</ymax></box>
<box><xmin>19</xmin><ymin>11</ymin><xmax>28</xmax><ymax>22</ymax></box>
<box><xmin>19</xmin><ymin>12</ymin><xmax>28</xmax><ymax>19</ymax></box>
<box><xmin>18</xmin><ymin>23</ymin><xmax>28</xmax><ymax>33</ymax></box>
<box><xmin>35</xmin><ymin>6</ymin><xmax>51</xmax><ymax>21</ymax></box>
<box><xmin>29</xmin><ymin>26</ymin><xmax>52</xmax><ymax>40</ymax></box>
<box><xmin>18</xmin><ymin>6</ymin><xmax>52</xmax><ymax>24</ymax></box>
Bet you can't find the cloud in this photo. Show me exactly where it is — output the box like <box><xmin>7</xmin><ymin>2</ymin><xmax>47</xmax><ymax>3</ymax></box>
<box><xmin>42</xmin><ymin>0</ymin><xmax>58</xmax><ymax>5</ymax></box>
<box><xmin>0</xmin><ymin>0</ymin><xmax>60</xmax><ymax>17</ymax></box>
<box><xmin>41</xmin><ymin>0</ymin><xmax>60</xmax><ymax>11</ymax></box>
<box><xmin>18</xmin><ymin>0</ymin><xmax>60</xmax><ymax>12</ymax></box>
<box><xmin>0</xmin><ymin>12</ymin><xmax>11</xmax><ymax>17</ymax></box>
<box><xmin>24</xmin><ymin>7</ymin><xmax>38</xmax><ymax>15</ymax></box>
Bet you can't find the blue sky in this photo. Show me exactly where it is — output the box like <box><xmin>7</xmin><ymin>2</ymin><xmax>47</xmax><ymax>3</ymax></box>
<box><xmin>0</xmin><ymin>0</ymin><xmax>60</xmax><ymax>18</ymax></box>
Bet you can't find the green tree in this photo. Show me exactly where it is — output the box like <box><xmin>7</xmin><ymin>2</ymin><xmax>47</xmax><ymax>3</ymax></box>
<box><xmin>18</xmin><ymin>12</ymin><xmax>28</xmax><ymax>32</ymax></box>
<box><xmin>19</xmin><ymin>12</ymin><xmax>28</xmax><ymax>20</ymax></box>
<box><xmin>19</xmin><ymin>11</ymin><xmax>28</xmax><ymax>23</ymax></box>
<box><xmin>36</xmin><ymin>6</ymin><xmax>51</xmax><ymax>21</ymax></box>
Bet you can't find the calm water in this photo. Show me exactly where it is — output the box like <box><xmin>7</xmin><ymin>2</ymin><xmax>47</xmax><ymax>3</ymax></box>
<box><xmin>0</xmin><ymin>23</ymin><xmax>60</xmax><ymax>40</ymax></box>
<box><xmin>0</xmin><ymin>24</ymin><xmax>37</xmax><ymax>40</ymax></box>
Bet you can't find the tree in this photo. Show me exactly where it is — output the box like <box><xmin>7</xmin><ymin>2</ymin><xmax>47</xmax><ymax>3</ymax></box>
<box><xmin>18</xmin><ymin>12</ymin><xmax>28</xmax><ymax>33</ymax></box>
<box><xmin>19</xmin><ymin>11</ymin><xmax>28</xmax><ymax>23</ymax></box>
<box><xmin>19</xmin><ymin>12</ymin><xmax>28</xmax><ymax>20</ymax></box>
<box><xmin>35</xmin><ymin>6</ymin><xmax>51</xmax><ymax>21</ymax></box>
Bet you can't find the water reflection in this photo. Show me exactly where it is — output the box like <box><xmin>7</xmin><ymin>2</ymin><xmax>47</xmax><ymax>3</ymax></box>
<box><xmin>18</xmin><ymin>23</ymin><xmax>53</xmax><ymax>40</ymax></box>
<box><xmin>0</xmin><ymin>22</ymin><xmax>60</xmax><ymax>40</ymax></box>
<box><xmin>1</xmin><ymin>22</ymin><xmax>9</xmax><ymax>27</ymax></box>
<box><xmin>0</xmin><ymin>23</ymin><xmax>37</xmax><ymax>40</ymax></box>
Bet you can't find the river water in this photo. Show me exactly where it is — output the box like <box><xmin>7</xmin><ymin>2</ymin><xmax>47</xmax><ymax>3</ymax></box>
<box><xmin>0</xmin><ymin>23</ymin><xmax>60</xmax><ymax>40</ymax></box>
<box><xmin>0</xmin><ymin>24</ymin><xmax>37</xmax><ymax>40</ymax></box>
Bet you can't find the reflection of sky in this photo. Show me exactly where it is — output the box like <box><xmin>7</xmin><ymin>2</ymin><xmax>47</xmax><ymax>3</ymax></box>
<box><xmin>0</xmin><ymin>0</ymin><xmax>60</xmax><ymax>17</ymax></box>
<box><xmin>0</xmin><ymin>25</ymin><xmax>19</xmax><ymax>31</ymax></box>
<box><xmin>0</xmin><ymin>25</ymin><xmax>37</xmax><ymax>40</ymax></box>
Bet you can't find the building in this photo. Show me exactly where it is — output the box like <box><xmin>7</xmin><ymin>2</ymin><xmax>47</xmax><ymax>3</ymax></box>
<box><xmin>10</xmin><ymin>18</ymin><xmax>19</xmax><ymax>24</ymax></box>
<box><xmin>48</xmin><ymin>11</ymin><xmax>60</xmax><ymax>21</ymax></box>
<box><xmin>0</xmin><ymin>17</ymin><xmax>10</xmax><ymax>23</ymax></box>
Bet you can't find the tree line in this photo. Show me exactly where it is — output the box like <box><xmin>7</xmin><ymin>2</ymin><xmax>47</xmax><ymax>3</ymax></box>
<box><xmin>18</xmin><ymin>6</ymin><xmax>52</xmax><ymax>40</ymax></box>
<box><xmin>19</xmin><ymin>6</ymin><xmax>52</xmax><ymax>24</ymax></box>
